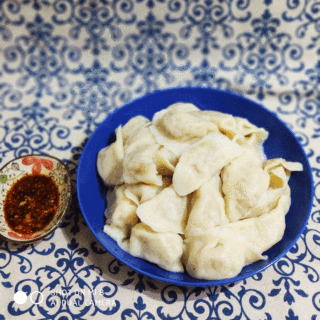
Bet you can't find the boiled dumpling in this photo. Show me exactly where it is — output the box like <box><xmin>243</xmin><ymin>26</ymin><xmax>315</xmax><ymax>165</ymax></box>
<box><xmin>124</xmin><ymin>124</ymin><xmax>156</xmax><ymax>155</ymax></box>
<box><xmin>150</xmin><ymin>103</ymin><xmax>218</xmax><ymax>156</ymax></box>
<box><xmin>103</xmin><ymin>185</ymin><xmax>138</xmax><ymax>243</ymax></box>
<box><xmin>124</xmin><ymin>183</ymin><xmax>163</xmax><ymax>205</ymax></box>
<box><xmin>185</xmin><ymin>173</ymin><xmax>229</xmax><ymax>238</ymax></box>
<box><xmin>221</xmin><ymin>150</ymin><xmax>270</xmax><ymax>222</ymax></box>
<box><xmin>247</xmin><ymin>159</ymin><xmax>303</xmax><ymax>218</ymax></box>
<box><xmin>153</xmin><ymin>147</ymin><xmax>179</xmax><ymax>175</ymax></box>
<box><xmin>173</xmin><ymin>132</ymin><xmax>244</xmax><ymax>196</ymax></box>
<box><xmin>129</xmin><ymin>223</ymin><xmax>184</xmax><ymax>273</ymax></box>
<box><xmin>152</xmin><ymin>102</ymin><xmax>200</xmax><ymax>124</ymax></box>
<box><xmin>136</xmin><ymin>185</ymin><xmax>188</xmax><ymax>234</ymax></box>
<box><xmin>149</xmin><ymin>125</ymin><xmax>196</xmax><ymax>157</ymax></box>
<box><xmin>228</xmin><ymin>187</ymin><xmax>291</xmax><ymax>254</ymax></box>
<box><xmin>183</xmin><ymin>227</ymin><xmax>265</xmax><ymax>280</ymax></box>
<box><xmin>154</xmin><ymin>110</ymin><xmax>218</xmax><ymax>142</ymax></box>
<box><xmin>123</xmin><ymin>144</ymin><xmax>162</xmax><ymax>186</ymax></box>
<box><xmin>122</xmin><ymin>115</ymin><xmax>150</xmax><ymax>142</ymax></box>
<box><xmin>97</xmin><ymin>126</ymin><xmax>124</xmax><ymax>186</ymax></box>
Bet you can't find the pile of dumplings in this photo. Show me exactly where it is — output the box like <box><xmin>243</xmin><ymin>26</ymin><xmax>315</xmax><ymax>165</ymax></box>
<box><xmin>97</xmin><ymin>102</ymin><xmax>303</xmax><ymax>280</ymax></box>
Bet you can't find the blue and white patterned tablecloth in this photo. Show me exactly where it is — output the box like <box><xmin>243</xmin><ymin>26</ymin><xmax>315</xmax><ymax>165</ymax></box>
<box><xmin>1</xmin><ymin>0</ymin><xmax>320</xmax><ymax>319</ymax></box>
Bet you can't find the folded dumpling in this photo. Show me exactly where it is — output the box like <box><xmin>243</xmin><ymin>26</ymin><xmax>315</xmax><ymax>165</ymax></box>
<box><xmin>122</xmin><ymin>115</ymin><xmax>150</xmax><ymax>142</ymax></box>
<box><xmin>153</xmin><ymin>147</ymin><xmax>179</xmax><ymax>175</ymax></box>
<box><xmin>247</xmin><ymin>158</ymin><xmax>303</xmax><ymax>218</ymax></box>
<box><xmin>154</xmin><ymin>110</ymin><xmax>218</xmax><ymax>142</ymax></box>
<box><xmin>152</xmin><ymin>102</ymin><xmax>200</xmax><ymax>124</ymax></box>
<box><xmin>149</xmin><ymin>125</ymin><xmax>196</xmax><ymax>157</ymax></box>
<box><xmin>124</xmin><ymin>183</ymin><xmax>164</xmax><ymax>206</ymax></box>
<box><xmin>183</xmin><ymin>227</ymin><xmax>265</xmax><ymax>280</ymax></box>
<box><xmin>221</xmin><ymin>149</ymin><xmax>270</xmax><ymax>222</ymax></box>
<box><xmin>129</xmin><ymin>223</ymin><xmax>184</xmax><ymax>273</ymax></box>
<box><xmin>124</xmin><ymin>124</ymin><xmax>156</xmax><ymax>155</ymax></box>
<box><xmin>150</xmin><ymin>102</ymin><xmax>218</xmax><ymax>156</ymax></box>
<box><xmin>173</xmin><ymin>132</ymin><xmax>244</xmax><ymax>196</ymax></box>
<box><xmin>136</xmin><ymin>185</ymin><xmax>188</xmax><ymax>234</ymax></box>
<box><xmin>103</xmin><ymin>185</ymin><xmax>138</xmax><ymax>243</ymax></box>
<box><xmin>123</xmin><ymin>144</ymin><xmax>162</xmax><ymax>186</ymax></box>
<box><xmin>228</xmin><ymin>187</ymin><xmax>291</xmax><ymax>254</ymax></box>
<box><xmin>185</xmin><ymin>173</ymin><xmax>229</xmax><ymax>238</ymax></box>
<box><xmin>97</xmin><ymin>126</ymin><xmax>124</xmax><ymax>186</ymax></box>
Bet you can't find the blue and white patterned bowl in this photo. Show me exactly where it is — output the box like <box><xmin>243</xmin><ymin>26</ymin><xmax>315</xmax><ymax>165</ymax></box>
<box><xmin>77</xmin><ymin>87</ymin><xmax>314</xmax><ymax>286</ymax></box>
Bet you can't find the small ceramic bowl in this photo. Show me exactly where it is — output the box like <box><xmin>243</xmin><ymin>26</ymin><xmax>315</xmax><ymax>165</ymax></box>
<box><xmin>0</xmin><ymin>154</ymin><xmax>72</xmax><ymax>243</ymax></box>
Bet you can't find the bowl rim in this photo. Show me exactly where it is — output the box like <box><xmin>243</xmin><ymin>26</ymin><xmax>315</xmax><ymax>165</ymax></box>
<box><xmin>0</xmin><ymin>154</ymin><xmax>72</xmax><ymax>244</ymax></box>
<box><xmin>77</xmin><ymin>87</ymin><xmax>314</xmax><ymax>286</ymax></box>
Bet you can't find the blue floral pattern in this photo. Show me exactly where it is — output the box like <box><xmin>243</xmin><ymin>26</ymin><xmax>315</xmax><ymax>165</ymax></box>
<box><xmin>0</xmin><ymin>0</ymin><xmax>320</xmax><ymax>319</ymax></box>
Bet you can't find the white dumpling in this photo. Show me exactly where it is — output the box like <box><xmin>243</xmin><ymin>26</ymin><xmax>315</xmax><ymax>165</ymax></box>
<box><xmin>97</xmin><ymin>126</ymin><xmax>124</xmax><ymax>186</ymax></box>
<box><xmin>235</xmin><ymin>117</ymin><xmax>269</xmax><ymax>144</ymax></box>
<box><xmin>124</xmin><ymin>124</ymin><xmax>157</xmax><ymax>155</ymax></box>
<box><xmin>136</xmin><ymin>185</ymin><xmax>188</xmax><ymax>234</ymax></box>
<box><xmin>185</xmin><ymin>173</ymin><xmax>229</xmax><ymax>238</ymax></box>
<box><xmin>221</xmin><ymin>150</ymin><xmax>270</xmax><ymax>222</ymax></box>
<box><xmin>154</xmin><ymin>110</ymin><xmax>218</xmax><ymax>142</ymax></box>
<box><xmin>229</xmin><ymin>187</ymin><xmax>291</xmax><ymax>254</ymax></box>
<box><xmin>123</xmin><ymin>144</ymin><xmax>162</xmax><ymax>186</ymax></box>
<box><xmin>149</xmin><ymin>125</ymin><xmax>198</xmax><ymax>157</ymax></box>
<box><xmin>247</xmin><ymin>158</ymin><xmax>303</xmax><ymax>218</ymax></box>
<box><xmin>121</xmin><ymin>115</ymin><xmax>150</xmax><ymax>142</ymax></box>
<box><xmin>191</xmin><ymin>111</ymin><xmax>269</xmax><ymax>146</ymax></box>
<box><xmin>183</xmin><ymin>227</ymin><xmax>265</xmax><ymax>280</ymax></box>
<box><xmin>103</xmin><ymin>185</ymin><xmax>138</xmax><ymax>242</ymax></box>
<box><xmin>264</xmin><ymin>158</ymin><xmax>303</xmax><ymax>176</ymax></box>
<box><xmin>129</xmin><ymin>223</ymin><xmax>184</xmax><ymax>273</ymax></box>
<box><xmin>153</xmin><ymin>147</ymin><xmax>179</xmax><ymax>175</ymax></box>
<box><xmin>173</xmin><ymin>132</ymin><xmax>244</xmax><ymax>196</ymax></box>
<box><xmin>124</xmin><ymin>183</ymin><xmax>163</xmax><ymax>205</ymax></box>
<box><xmin>152</xmin><ymin>102</ymin><xmax>200</xmax><ymax>124</ymax></box>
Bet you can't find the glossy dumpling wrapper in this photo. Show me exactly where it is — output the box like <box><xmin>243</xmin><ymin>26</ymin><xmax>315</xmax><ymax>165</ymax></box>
<box><xmin>173</xmin><ymin>132</ymin><xmax>244</xmax><ymax>196</ymax></box>
<box><xmin>129</xmin><ymin>223</ymin><xmax>184</xmax><ymax>273</ymax></box>
<box><xmin>185</xmin><ymin>173</ymin><xmax>229</xmax><ymax>238</ymax></box>
<box><xmin>97</xmin><ymin>126</ymin><xmax>124</xmax><ymax>186</ymax></box>
<box><xmin>123</xmin><ymin>144</ymin><xmax>162</xmax><ymax>186</ymax></box>
<box><xmin>103</xmin><ymin>185</ymin><xmax>138</xmax><ymax>243</ymax></box>
<box><xmin>191</xmin><ymin>110</ymin><xmax>244</xmax><ymax>143</ymax></box>
<box><xmin>136</xmin><ymin>185</ymin><xmax>188</xmax><ymax>234</ymax></box>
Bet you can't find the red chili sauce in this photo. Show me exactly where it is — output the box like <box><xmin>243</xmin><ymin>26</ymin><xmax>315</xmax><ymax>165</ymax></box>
<box><xmin>4</xmin><ymin>174</ymin><xmax>60</xmax><ymax>235</ymax></box>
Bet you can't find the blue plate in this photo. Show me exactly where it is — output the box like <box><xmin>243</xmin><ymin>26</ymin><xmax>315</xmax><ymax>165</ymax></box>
<box><xmin>77</xmin><ymin>87</ymin><xmax>314</xmax><ymax>286</ymax></box>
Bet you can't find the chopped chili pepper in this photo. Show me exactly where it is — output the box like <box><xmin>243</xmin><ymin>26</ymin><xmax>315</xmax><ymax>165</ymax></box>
<box><xmin>4</xmin><ymin>174</ymin><xmax>60</xmax><ymax>235</ymax></box>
